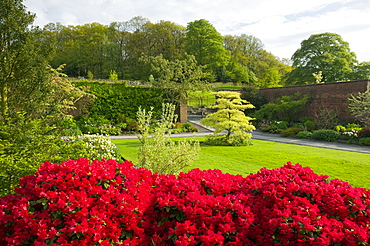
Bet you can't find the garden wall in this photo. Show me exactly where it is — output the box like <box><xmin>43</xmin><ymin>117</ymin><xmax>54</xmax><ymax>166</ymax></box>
<box><xmin>260</xmin><ymin>80</ymin><xmax>370</xmax><ymax>123</ymax></box>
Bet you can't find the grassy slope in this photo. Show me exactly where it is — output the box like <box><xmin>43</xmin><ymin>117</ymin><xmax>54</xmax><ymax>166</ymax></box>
<box><xmin>112</xmin><ymin>137</ymin><xmax>370</xmax><ymax>189</ymax></box>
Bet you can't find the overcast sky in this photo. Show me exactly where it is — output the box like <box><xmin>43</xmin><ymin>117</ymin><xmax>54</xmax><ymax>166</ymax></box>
<box><xmin>24</xmin><ymin>0</ymin><xmax>370</xmax><ymax>62</ymax></box>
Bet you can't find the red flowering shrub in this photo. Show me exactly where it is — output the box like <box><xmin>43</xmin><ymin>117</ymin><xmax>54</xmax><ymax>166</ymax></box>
<box><xmin>1</xmin><ymin>159</ymin><xmax>369</xmax><ymax>245</ymax></box>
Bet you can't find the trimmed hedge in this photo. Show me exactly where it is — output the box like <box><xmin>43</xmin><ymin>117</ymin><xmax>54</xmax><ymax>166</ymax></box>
<box><xmin>1</xmin><ymin>159</ymin><xmax>369</xmax><ymax>245</ymax></box>
<box><xmin>75</xmin><ymin>81</ymin><xmax>169</xmax><ymax>121</ymax></box>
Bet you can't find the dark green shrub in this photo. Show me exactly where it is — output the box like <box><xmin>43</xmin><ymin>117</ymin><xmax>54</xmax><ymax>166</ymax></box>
<box><xmin>358</xmin><ymin>126</ymin><xmax>370</xmax><ymax>138</ymax></box>
<box><xmin>252</xmin><ymin>93</ymin><xmax>309</xmax><ymax>123</ymax></box>
<box><xmin>296</xmin><ymin>131</ymin><xmax>313</xmax><ymax>138</ymax></box>
<box><xmin>311</xmin><ymin>129</ymin><xmax>340</xmax><ymax>142</ymax></box>
<box><xmin>359</xmin><ymin>137</ymin><xmax>370</xmax><ymax>146</ymax></box>
<box><xmin>304</xmin><ymin>120</ymin><xmax>315</xmax><ymax>131</ymax></box>
<box><xmin>280</xmin><ymin>127</ymin><xmax>301</xmax><ymax>137</ymax></box>
<box><xmin>259</xmin><ymin>120</ymin><xmax>289</xmax><ymax>133</ymax></box>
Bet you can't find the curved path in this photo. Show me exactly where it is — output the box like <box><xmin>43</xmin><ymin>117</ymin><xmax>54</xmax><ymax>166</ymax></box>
<box><xmin>110</xmin><ymin>115</ymin><xmax>370</xmax><ymax>154</ymax></box>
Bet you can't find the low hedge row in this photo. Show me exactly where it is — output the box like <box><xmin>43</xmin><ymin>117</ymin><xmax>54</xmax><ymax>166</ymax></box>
<box><xmin>1</xmin><ymin>159</ymin><xmax>369</xmax><ymax>245</ymax></box>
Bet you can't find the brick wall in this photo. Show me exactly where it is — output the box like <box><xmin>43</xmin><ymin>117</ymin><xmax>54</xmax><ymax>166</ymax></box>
<box><xmin>260</xmin><ymin>80</ymin><xmax>370</xmax><ymax>122</ymax></box>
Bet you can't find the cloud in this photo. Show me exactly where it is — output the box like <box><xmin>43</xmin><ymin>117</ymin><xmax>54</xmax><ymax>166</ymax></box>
<box><xmin>25</xmin><ymin>0</ymin><xmax>370</xmax><ymax>61</ymax></box>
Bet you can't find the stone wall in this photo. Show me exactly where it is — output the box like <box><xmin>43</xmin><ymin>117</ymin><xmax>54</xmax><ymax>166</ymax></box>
<box><xmin>260</xmin><ymin>80</ymin><xmax>370</xmax><ymax>122</ymax></box>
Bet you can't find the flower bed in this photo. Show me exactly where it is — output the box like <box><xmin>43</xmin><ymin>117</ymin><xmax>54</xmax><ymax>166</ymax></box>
<box><xmin>1</xmin><ymin>159</ymin><xmax>369</xmax><ymax>245</ymax></box>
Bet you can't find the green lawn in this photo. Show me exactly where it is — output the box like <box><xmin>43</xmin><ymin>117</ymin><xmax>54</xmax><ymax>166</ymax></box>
<box><xmin>112</xmin><ymin>137</ymin><xmax>370</xmax><ymax>189</ymax></box>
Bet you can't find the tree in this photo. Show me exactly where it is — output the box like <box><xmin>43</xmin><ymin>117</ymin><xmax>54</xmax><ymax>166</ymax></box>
<box><xmin>200</xmin><ymin>91</ymin><xmax>255</xmax><ymax>146</ymax></box>
<box><xmin>185</xmin><ymin>19</ymin><xmax>230</xmax><ymax>81</ymax></box>
<box><xmin>143</xmin><ymin>54</ymin><xmax>209</xmax><ymax>103</ymax></box>
<box><xmin>347</xmin><ymin>88</ymin><xmax>370</xmax><ymax>126</ymax></box>
<box><xmin>287</xmin><ymin>33</ymin><xmax>357</xmax><ymax>84</ymax></box>
<box><xmin>223</xmin><ymin>34</ymin><xmax>290</xmax><ymax>86</ymax></box>
<box><xmin>0</xmin><ymin>0</ymin><xmax>53</xmax><ymax>120</ymax></box>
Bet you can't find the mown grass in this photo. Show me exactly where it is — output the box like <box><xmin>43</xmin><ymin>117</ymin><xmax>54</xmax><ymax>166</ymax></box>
<box><xmin>112</xmin><ymin>137</ymin><xmax>370</xmax><ymax>189</ymax></box>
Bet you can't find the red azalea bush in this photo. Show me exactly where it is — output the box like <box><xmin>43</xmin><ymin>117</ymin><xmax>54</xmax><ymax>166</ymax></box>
<box><xmin>1</xmin><ymin>159</ymin><xmax>369</xmax><ymax>245</ymax></box>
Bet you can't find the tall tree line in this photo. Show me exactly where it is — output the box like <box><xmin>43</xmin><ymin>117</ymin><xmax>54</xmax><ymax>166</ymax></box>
<box><xmin>41</xmin><ymin>17</ymin><xmax>291</xmax><ymax>87</ymax></box>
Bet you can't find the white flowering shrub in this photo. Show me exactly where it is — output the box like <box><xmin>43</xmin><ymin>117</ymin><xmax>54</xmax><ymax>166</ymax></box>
<box><xmin>61</xmin><ymin>134</ymin><xmax>122</xmax><ymax>161</ymax></box>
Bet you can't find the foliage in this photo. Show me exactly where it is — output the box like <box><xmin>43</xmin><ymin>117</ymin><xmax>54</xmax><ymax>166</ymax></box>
<box><xmin>0</xmin><ymin>114</ymin><xmax>123</xmax><ymax>196</ymax></box>
<box><xmin>136</xmin><ymin>103</ymin><xmax>200</xmax><ymax>175</ymax></box>
<box><xmin>201</xmin><ymin>91</ymin><xmax>255</xmax><ymax>146</ymax></box>
<box><xmin>311</xmin><ymin>129</ymin><xmax>340</xmax><ymax>142</ymax></box>
<box><xmin>253</xmin><ymin>93</ymin><xmax>309</xmax><ymax>123</ymax></box>
<box><xmin>109</xmin><ymin>70</ymin><xmax>118</xmax><ymax>81</ymax></box>
<box><xmin>143</xmin><ymin>54</ymin><xmax>210</xmax><ymax>103</ymax></box>
<box><xmin>347</xmin><ymin>88</ymin><xmax>370</xmax><ymax>126</ymax></box>
<box><xmin>296</xmin><ymin>131</ymin><xmax>313</xmax><ymax>139</ymax></box>
<box><xmin>359</xmin><ymin>137</ymin><xmax>370</xmax><ymax>146</ymax></box>
<box><xmin>185</xmin><ymin>19</ymin><xmax>230</xmax><ymax>81</ymax></box>
<box><xmin>280</xmin><ymin>127</ymin><xmax>302</xmax><ymax>137</ymax></box>
<box><xmin>240</xmin><ymin>85</ymin><xmax>268</xmax><ymax>113</ymax></box>
<box><xmin>59</xmin><ymin>135</ymin><xmax>123</xmax><ymax>162</ymax></box>
<box><xmin>74</xmin><ymin>81</ymin><xmax>167</xmax><ymax>121</ymax></box>
<box><xmin>76</xmin><ymin>115</ymin><xmax>122</xmax><ymax>135</ymax></box>
<box><xmin>223</xmin><ymin>34</ymin><xmax>291</xmax><ymax>86</ymax></box>
<box><xmin>0</xmin><ymin>0</ymin><xmax>54</xmax><ymax>120</ymax></box>
<box><xmin>303</xmin><ymin>120</ymin><xmax>315</xmax><ymax>131</ymax></box>
<box><xmin>259</xmin><ymin>120</ymin><xmax>289</xmax><ymax>133</ymax></box>
<box><xmin>0</xmin><ymin>115</ymin><xmax>60</xmax><ymax>196</ymax></box>
<box><xmin>287</xmin><ymin>32</ymin><xmax>357</xmax><ymax>84</ymax></box>
<box><xmin>1</xmin><ymin>160</ymin><xmax>370</xmax><ymax>245</ymax></box>
<box><xmin>358</xmin><ymin>126</ymin><xmax>370</xmax><ymax>138</ymax></box>
<box><xmin>312</xmin><ymin>107</ymin><xmax>340</xmax><ymax>129</ymax></box>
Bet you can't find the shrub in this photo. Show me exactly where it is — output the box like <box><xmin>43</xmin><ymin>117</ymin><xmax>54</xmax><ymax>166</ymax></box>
<box><xmin>296</xmin><ymin>131</ymin><xmax>313</xmax><ymax>138</ymax></box>
<box><xmin>259</xmin><ymin>120</ymin><xmax>289</xmax><ymax>133</ymax></box>
<box><xmin>358</xmin><ymin>126</ymin><xmax>370</xmax><ymax>138</ymax></box>
<box><xmin>252</xmin><ymin>93</ymin><xmax>309</xmax><ymax>123</ymax></box>
<box><xmin>136</xmin><ymin>103</ymin><xmax>200</xmax><ymax>175</ymax></box>
<box><xmin>280</xmin><ymin>127</ymin><xmax>302</xmax><ymax>137</ymax></box>
<box><xmin>1</xmin><ymin>160</ymin><xmax>369</xmax><ymax>245</ymax></box>
<box><xmin>359</xmin><ymin>137</ymin><xmax>370</xmax><ymax>146</ymax></box>
<box><xmin>311</xmin><ymin>129</ymin><xmax>340</xmax><ymax>142</ymax></box>
<box><xmin>59</xmin><ymin>134</ymin><xmax>123</xmax><ymax>162</ymax></box>
<box><xmin>303</xmin><ymin>120</ymin><xmax>315</xmax><ymax>131</ymax></box>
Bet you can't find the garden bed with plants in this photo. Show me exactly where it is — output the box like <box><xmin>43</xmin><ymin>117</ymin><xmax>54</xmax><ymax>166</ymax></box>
<box><xmin>259</xmin><ymin>120</ymin><xmax>370</xmax><ymax>146</ymax></box>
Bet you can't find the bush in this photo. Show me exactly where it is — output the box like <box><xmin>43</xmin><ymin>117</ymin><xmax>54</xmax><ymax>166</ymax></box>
<box><xmin>280</xmin><ymin>127</ymin><xmax>301</xmax><ymax>137</ymax></box>
<box><xmin>311</xmin><ymin>129</ymin><xmax>340</xmax><ymax>142</ymax></box>
<box><xmin>1</xmin><ymin>160</ymin><xmax>369</xmax><ymax>245</ymax></box>
<box><xmin>358</xmin><ymin>126</ymin><xmax>370</xmax><ymax>138</ymax></box>
<box><xmin>359</xmin><ymin>137</ymin><xmax>370</xmax><ymax>146</ymax></box>
<box><xmin>296</xmin><ymin>131</ymin><xmax>313</xmax><ymax>138</ymax></box>
<box><xmin>259</xmin><ymin>120</ymin><xmax>289</xmax><ymax>133</ymax></box>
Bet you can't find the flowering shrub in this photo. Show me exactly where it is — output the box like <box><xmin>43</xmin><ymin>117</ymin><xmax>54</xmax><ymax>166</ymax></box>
<box><xmin>60</xmin><ymin>134</ymin><xmax>122</xmax><ymax>161</ymax></box>
<box><xmin>1</xmin><ymin>159</ymin><xmax>370</xmax><ymax>245</ymax></box>
<box><xmin>259</xmin><ymin>120</ymin><xmax>288</xmax><ymax>133</ymax></box>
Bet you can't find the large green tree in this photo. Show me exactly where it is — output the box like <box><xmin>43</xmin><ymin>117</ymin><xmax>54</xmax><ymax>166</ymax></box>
<box><xmin>144</xmin><ymin>54</ymin><xmax>209</xmax><ymax>103</ymax></box>
<box><xmin>0</xmin><ymin>0</ymin><xmax>53</xmax><ymax>120</ymax></box>
<box><xmin>224</xmin><ymin>34</ymin><xmax>290</xmax><ymax>87</ymax></box>
<box><xmin>185</xmin><ymin>19</ymin><xmax>230</xmax><ymax>81</ymax></box>
<box><xmin>287</xmin><ymin>32</ymin><xmax>357</xmax><ymax>84</ymax></box>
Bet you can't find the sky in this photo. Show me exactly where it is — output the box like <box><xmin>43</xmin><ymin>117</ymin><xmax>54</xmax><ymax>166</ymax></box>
<box><xmin>24</xmin><ymin>0</ymin><xmax>370</xmax><ymax>62</ymax></box>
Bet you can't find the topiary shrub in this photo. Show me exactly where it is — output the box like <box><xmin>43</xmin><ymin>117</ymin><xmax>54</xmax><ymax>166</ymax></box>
<box><xmin>280</xmin><ymin>127</ymin><xmax>302</xmax><ymax>137</ymax></box>
<box><xmin>359</xmin><ymin>137</ymin><xmax>370</xmax><ymax>146</ymax></box>
<box><xmin>1</xmin><ymin>160</ymin><xmax>370</xmax><ymax>245</ymax></box>
<box><xmin>311</xmin><ymin>129</ymin><xmax>340</xmax><ymax>142</ymax></box>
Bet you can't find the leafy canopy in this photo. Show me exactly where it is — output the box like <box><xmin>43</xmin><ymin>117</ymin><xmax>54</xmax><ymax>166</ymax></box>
<box><xmin>287</xmin><ymin>32</ymin><xmax>357</xmax><ymax>84</ymax></box>
<box><xmin>201</xmin><ymin>91</ymin><xmax>255</xmax><ymax>146</ymax></box>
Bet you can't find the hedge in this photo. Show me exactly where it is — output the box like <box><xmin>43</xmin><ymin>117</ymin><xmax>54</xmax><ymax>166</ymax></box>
<box><xmin>75</xmin><ymin>81</ymin><xmax>170</xmax><ymax>120</ymax></box>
